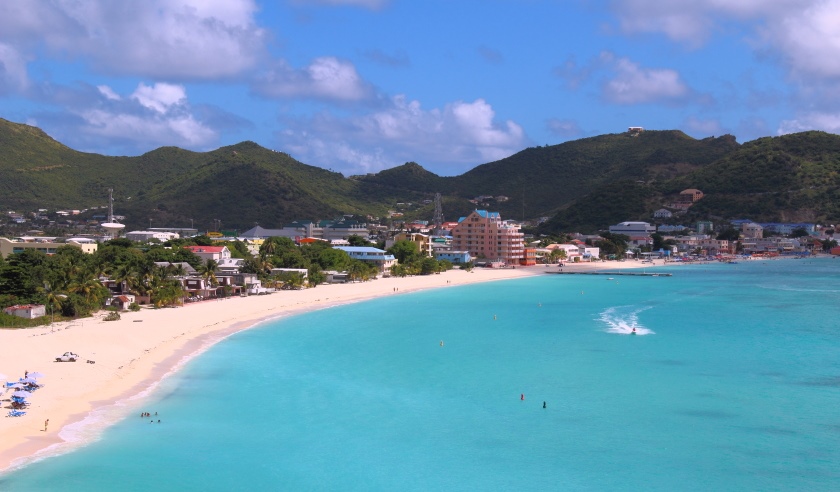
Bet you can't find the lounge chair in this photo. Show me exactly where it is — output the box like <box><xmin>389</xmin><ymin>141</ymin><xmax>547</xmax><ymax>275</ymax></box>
<box><xmin>6</xmin><ymin>410</ymin><xmax>26</xmax><ymax>417</ymax></box>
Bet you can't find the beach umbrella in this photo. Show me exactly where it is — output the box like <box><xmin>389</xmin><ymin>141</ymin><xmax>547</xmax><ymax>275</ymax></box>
<box><xmin>13</xmin><ymin>391</ymin><xmax>32</xmax><ymax>398</ymax></box>
<box><xmin>21</xmin><ymin>377</ymin><xmax>38</xmax><ymax>384</ymax></box>
<box><xmin>9</xmin><ymin>383</ymin><xmax>24</xmax><ymax>389</ymax></box>
<box><xmin>28</xmin><ymin>372</ymin><xmax>45</xmax><ymax>379</ymax></box>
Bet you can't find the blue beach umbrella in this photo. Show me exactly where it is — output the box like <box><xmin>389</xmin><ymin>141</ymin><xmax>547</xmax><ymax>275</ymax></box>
<box><xmin>28</xmin><ymin>372</ymin><xmax>46</xmax><ymax>379</ymax></box>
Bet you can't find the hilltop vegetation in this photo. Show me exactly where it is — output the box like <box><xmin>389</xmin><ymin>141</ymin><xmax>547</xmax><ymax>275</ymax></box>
<box><xmin>1</xmin><ymin>117</ymin><xmax>838</xmax><ymax>234</ymax></box>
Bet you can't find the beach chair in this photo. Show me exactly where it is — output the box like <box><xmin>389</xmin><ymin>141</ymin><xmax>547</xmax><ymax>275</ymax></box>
<box><xmin>6</xmin><ymin>410</ymin><xmax>26</xmax><ymax>417</ymax></box>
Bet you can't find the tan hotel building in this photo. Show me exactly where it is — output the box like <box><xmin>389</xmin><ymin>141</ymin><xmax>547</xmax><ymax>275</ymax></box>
<box><xmin>450</xmin><ymin>210</ymin><xmax>524</xmax><ymax>265</ymax></box>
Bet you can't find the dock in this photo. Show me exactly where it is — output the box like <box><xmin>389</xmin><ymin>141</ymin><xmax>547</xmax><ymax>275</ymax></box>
<box><xmin>546</xmin><ymin>271</ymin><xmax>671</xmax><ymax>277</ymax></box>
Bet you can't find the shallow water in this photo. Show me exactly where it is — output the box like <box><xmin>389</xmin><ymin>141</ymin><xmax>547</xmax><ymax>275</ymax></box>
<box><xmin>2</xmin><ymin>259</ymin><xmax>840</xmax><ymax>491</ymax></box>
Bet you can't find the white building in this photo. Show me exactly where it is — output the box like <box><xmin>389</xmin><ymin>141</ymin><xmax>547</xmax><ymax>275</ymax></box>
<box><xmin>608</xmin><ymin>221</ymin><xmax>656</xmax><ymax>236</ymax></box>
<box><xmin>125</xmin><ymin>230</ymin><xmax>180</xmax><ymax>242</ymax></box>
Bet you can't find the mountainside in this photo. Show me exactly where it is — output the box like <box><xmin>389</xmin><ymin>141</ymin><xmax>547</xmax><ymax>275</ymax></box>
<box><xmin>541</xmin><ymin>131</ymin><xmax>840</xmax><ymax>232</ymax></box>
<box><xmin>1</xmin><ymin>117</ymin><xmax>838</xmax><ymax>233</ymax></box>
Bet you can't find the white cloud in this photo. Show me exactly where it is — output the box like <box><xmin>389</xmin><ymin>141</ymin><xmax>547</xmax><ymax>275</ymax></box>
<box><xmin>97</xmin><ymin>85</ymin><xmax>121</xmax><ymax>101</ymax></box>
<box><xmin>767</xmin><ymin>1</ymin><xmax>840</xmax><ymax>79</ymax></box>
<box><xmin>0</xmin><ymin>0</ymin><xmax>266</xmax><ymax>79</ymax></box>
<box><xmin>778</xmin><ymin>112</ymin><xmax>840</xmax><ymax>135</ymax></box>
<box><xmin>80</xmin><ymin>108</ymin><xmax>216</xmax><ymax>147</ymax></box>
<box><xmin>253</xmin><ymin>57</ymin><xmax>375</xmax><ymax>102</ymax></box>
<box><xmin>277</xmin><ymin>96</ymin><xmax>527</xmax><ymax>175</ymax></box>
<box><xmin>39</xmin><ymin>82</ymin><xmax>219</xmax><ymax>154</ymax></box>
<box><xmin>601</xmin><ymin>54</ymin><xmax>690</xmax><ymax>104</ymax></box>
<box><xmin>131</xmin><ymin>83</ymin><xmax>187</xmax><ymax>114</ymax></box>
<box><xmin>0</xmin><ymin>42</ymin><xmax>29</xmax><ymax>94</ymax></box>
<box><xmin>610</xmin><ymin>0</ymin><xmax>840</xmax><ymax>82</ymax></box>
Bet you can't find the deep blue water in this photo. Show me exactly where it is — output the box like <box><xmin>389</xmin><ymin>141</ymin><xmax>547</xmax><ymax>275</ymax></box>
<box><xmin>2</xmin><ymin>258</ymin><xmax>840</xmax><ymax>491</ymax></box>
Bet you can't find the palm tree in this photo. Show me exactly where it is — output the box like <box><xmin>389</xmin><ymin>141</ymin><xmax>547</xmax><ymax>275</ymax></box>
<box><xmin>199</xmin><ymin>259</ymin><xmax>219</xmax><ymax>287</ymax></box>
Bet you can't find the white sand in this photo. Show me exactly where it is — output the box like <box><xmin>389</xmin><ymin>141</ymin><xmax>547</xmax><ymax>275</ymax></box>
<box><xmin>0</xmin><ymin>260</ymin><xmax>661</xmax><ymax>472</ymax></box>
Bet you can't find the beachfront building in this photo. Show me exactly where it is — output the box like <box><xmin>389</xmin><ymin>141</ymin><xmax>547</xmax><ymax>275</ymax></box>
<box><xmin>433</xmin><ymin>250</ymin><xmax>472</xmax><ymax>264</ymax></box>
<box><xmin>450</xmin><ymin>210</ymin><xmax>524</xmax><ymax>265</ymax></box>
<box><xmin>333</xmin><ymin>246</ymin><xmax>396</xmax><ymax>274</ymax></box>
<box><xmin>0</xmin><ymin>237</ymin><xmax>98</xmax><ymax>259</ymax></box>
<box><xmin>184</xmin><ymin>245</ymin><xmax>231</xmax><ymax>262</ymax></box>
<box><xmin>608</xmin><ymin>221</ymin><xmax>656</xmax><ymax>236</ymax></box>
<box><xmin>3</xmin><ymin>304</ymin><xmax>46</xmax><ymax>319</ymax></box>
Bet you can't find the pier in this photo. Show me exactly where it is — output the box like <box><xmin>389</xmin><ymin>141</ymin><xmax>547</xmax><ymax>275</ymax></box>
<box><xmin>546</xmin><ymin>271</ymin><xmax>671</xmax><ymax>277</ymax></box>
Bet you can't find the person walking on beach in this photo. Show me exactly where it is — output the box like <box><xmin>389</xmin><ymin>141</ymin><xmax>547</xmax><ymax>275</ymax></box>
<box><xmin>44</xmin><ymin>419</ymin><xmax>49</xmax><ymax>432</ymax></box>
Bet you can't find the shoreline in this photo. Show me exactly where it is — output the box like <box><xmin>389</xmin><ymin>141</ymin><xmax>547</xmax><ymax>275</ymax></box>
<box><xmin>0</xmin><ymin>259</ymin><xmax>672</xmax><ymax>473</ymax></box>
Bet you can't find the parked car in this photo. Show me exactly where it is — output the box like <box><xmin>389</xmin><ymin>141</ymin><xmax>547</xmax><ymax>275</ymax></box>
<box><xmin>55</xmin><ymin>352</ymin><xmax>80</xmax><ymax>362</ymax></box>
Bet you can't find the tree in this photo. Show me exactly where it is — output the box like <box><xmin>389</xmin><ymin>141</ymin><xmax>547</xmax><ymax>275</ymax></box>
<box><xmin>420</xmin><ymin>257</ymin><xmax>440</xmax><ymax>275</ymax></box>
<box><xmin>790</xmin><ymin>228</ymin><xmax>809</xmax><ymax>238</ymax></box>
<box><xmin>717</xmin><ymin>228</ymin><xmax>741</xmax><ymax>241</ymax></box>
<box><xmin>199</xmin><ymin>259</ymin><xmax>219</xmax><ymax>287</ymax></box>
<box><xmin>387</xmin><ymin>240</ymin><xmax>420</xmax><ymax>264</ymax></box>
<box><xmin>347</xmin><ymin>235</ymin><xmax>370</xmax><ymax>246</ymax></box>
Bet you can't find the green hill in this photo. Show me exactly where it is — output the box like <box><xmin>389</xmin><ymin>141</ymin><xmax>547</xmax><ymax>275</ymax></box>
<box><xmin>1</xmin><ymin>117</ymin><xmax>838</xmax><ymax>234</ymax></box>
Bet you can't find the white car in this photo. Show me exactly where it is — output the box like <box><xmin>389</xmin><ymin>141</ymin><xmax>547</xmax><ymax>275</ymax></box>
<box><xmin>55</xmin><ymin>352</ymin><xmax>80</xmax><ymax>362</ymax></box>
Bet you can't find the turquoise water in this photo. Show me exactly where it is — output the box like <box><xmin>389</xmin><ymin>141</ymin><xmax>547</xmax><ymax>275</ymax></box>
<box><xmin>3</xmin><ymin>259</ymin><xmax>840</xmax><ymax>491</ymax></box>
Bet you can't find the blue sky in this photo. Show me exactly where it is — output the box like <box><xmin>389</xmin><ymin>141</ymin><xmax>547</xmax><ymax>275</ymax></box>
<box><xmin>1</xmin><ymin>0</ymin><xmax>838</xmax><ymax>176</ymax></box>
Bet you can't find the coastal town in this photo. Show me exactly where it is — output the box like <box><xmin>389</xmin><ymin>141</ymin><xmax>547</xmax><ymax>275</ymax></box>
<box><xmin>2</xmin><ymin>185</ymin><xmax>839</xmax><ymax>326</ymax></box>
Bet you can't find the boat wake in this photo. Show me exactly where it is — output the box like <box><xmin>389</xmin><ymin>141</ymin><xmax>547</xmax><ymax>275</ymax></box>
<box><xmin>598</xmin><ymin>305</ymin><xmax>655</xmax><ymax>335</ymax></box>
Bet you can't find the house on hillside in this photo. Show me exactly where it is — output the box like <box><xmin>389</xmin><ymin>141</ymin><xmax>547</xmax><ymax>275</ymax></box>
<box><xmin>185</xmin><ymin>245</ymin><xmax>231</xmax><ymax>262</ymax></box>
<box><xmin>653</xmin><ymin>209</ymin><xmax>673</xmax><ymax>219</ymax></box>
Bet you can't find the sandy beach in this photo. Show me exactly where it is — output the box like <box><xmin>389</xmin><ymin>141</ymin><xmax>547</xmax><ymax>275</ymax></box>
<box><xmin>0</xmin><ymin>260</ymin><xmax>660</xmax><ymax>473</ymax></box>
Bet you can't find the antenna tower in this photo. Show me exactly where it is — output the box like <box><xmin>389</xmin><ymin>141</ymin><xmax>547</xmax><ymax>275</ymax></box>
<box><xmin>433</xmin><ymin>193</ymin><xmax>444</xmax><ymax>234</ymax></box>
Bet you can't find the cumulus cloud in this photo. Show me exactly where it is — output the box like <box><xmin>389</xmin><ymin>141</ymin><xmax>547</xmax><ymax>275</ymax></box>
<box><xmin>601</xmin><ymin>54</ymin><xmax>690</xmax><ymax>104</ymax></box>
<box><xmin>276</xmin><ymin>96</ymin><xmax>527</xmax><ymax>175</ymax></box>
<box><xmin>33</xmin><ymin>82</ymin><xmax>223</xmax><ymax>154</ymax></box>
<box><xmin>253</xmin><ymin>57</ymin><xmax>375</xmax><ymax>102</ymax></box>
<box><xmin>610</xmin><ymin>0</ymin><xmax>840</xmax><ymax>82</ymax></box>
<box><xmin>778</xmin><ymin>112</ymin><xmax>840</xmax><ymax>135</ymax></box>
<box><xmin>0</xmin><ymin>0</ymin><xmax>266</xmax><ymax>79</ymax></box>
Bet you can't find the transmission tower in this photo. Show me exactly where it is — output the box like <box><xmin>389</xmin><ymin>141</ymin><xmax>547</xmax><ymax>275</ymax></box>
<box><xmin>433</xmin><ymin>192</ymin><xmax>444</xmax><ymax>234</ymax></box>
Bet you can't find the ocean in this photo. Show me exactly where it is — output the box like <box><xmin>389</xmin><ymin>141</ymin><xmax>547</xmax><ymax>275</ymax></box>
<box><xmin>2</xmin><ymin>258</ymin><xmax>840</xmax><ymax>491</ymax></box>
